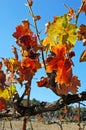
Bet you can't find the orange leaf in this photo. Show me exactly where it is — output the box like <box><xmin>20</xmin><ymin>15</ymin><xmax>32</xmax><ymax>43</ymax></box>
<box><xmin>51</xmin><ymin>44</ymin><xmax>67</xmax><ymax>58</ymax></box>
<box><xmin>46</xmin><ymin>44</ymin><xmax>74</xmax><ymax>87</ymax></box>
<box><xmin>46</xmin><ymin>44</ymin><xmax>67</xmax><ymax>73</ymax></box>
<box><xmin>68</xmin><ymin>8</ymin><xmax>75</xmax><ymax>17</ymax></box>
<box><xmin>21</xmin><ymin>57</ymin><xmax>37</xmax><ymax>72</ymax></box>
<box><xmin>55</xmin><ymin>67</ymin><xmax>72</xmax><ymax>86</ymax></box>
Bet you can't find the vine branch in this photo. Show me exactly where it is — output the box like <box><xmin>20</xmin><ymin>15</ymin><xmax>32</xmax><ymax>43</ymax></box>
<box><xmin>1</xmin><ymin>91</ymin><xmax>86</xmax><ymax>118</ymax></box>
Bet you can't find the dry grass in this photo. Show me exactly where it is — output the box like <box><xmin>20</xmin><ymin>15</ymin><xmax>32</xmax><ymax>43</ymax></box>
<box><xmin>0</xmin><ymin>120</ymin><xmax>86</xmax><ymax>130</ymax></box>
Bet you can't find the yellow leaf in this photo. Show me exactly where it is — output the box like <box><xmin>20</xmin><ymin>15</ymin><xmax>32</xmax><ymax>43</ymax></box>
<box><xmin>43</xmin><ymin>14</ymin><xmax>78</xmax><ymax>51</ymax></box>
<box><xmin>43</xmin><ymin>37</ymin><xmax>55</xmax><ymax>50</ymax></box>
<box><xmin>0</xmin><ymin>84</ymin><xmax>16</xmax><ymax>100</ymax></box>
<box><xmin>67</xmin><ymin>24</ymin><xmax>78</xmax><ymax>45</ymax></box>
<box><xmin>80</xmin><ymin>50</ymin><xmax>86</xmax><ymax>62</ymax></box>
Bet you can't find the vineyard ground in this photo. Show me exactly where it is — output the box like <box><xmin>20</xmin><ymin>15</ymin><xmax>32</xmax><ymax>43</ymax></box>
<box><xmin>0</xmin><ymin>120</ymin><xmax>86</xmax><ymax>130</ymax></box>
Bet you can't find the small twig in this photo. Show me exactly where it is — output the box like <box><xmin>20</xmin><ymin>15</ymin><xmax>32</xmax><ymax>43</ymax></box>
<box><xmin>57</xmin><ymin>121</ymin><xmax>63</xmax><ymax>130</ymax></box>
<box><xmin>75</xmin><ymin>11</ymin><xmax>81</xmax><ymax>25</ymax></box>
<box><xmin>75</xmin><ymin>0</ymin><xmax>84</xmax><ymax>24</ymax></box>
<box><xmin>64</xmin><ymin>2</ymin><xmax>83</xmax><ymax>25</ymax></box>
<box><xmin>18</xmin><ymin>81</ymin><xmax>31</xmax><ymax>104</ymax></box>
<box><xmin>64</xmin><ymin>4</ymin><xmax>69</xmax><ymax>10</ymax></box>
<box><xmin>2</xmin><ymin>120</ymin><xmax>5</xmax><ymax>130</ymax></box>
<box><xmin>22</xmin><ymin>116</ymin><xmax>27</xmax><ymax>130</ymax></box>
<box><xmin>26</xmin><ymin>0</ymin><xmax>46</xmax><ymax>70</ymax></box>
<box><xmin>9</xmin><ymin>120</ymin><xmax>13</xmax><ymax>130</ymax></box>
<box><xmin>29</xmin><ymin>119</ymin><xmax>34</xmax><ymax>130</ymax></box>
<box><xmin>22</xmin><ymin>82</ymin><xmax>31</xmax><ymax>130</ymax></box>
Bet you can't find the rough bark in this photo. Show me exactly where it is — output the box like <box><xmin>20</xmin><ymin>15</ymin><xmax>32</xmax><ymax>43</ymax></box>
<box><xmin>0</xmin><ymin>91</ymin><xmax>86</xmax><ymax>118</ymax></box>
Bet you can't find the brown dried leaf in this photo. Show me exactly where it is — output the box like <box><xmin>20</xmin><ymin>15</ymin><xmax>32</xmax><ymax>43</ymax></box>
<box><xmin>80</xmin><ymin>50</ymin><xmax>86</xmax><ymax>62</ymax></box>
<box><xmin>37</xmin><ymin>77</ymin><xmax>49</xmax><ymax>87</ymax></box>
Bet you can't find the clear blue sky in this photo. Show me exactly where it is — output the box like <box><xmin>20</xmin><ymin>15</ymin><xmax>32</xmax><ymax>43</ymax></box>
<box><xmin>0</xmin><ymin>0</ymin><xmax>86</xmax><ymax>102</ymax></box>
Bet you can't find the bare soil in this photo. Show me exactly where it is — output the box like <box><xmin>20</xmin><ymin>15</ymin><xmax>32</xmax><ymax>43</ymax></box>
<box><xmin>0</xmin><ymin>120</ymin><xmax>86</xmax><ymax>130</ymax></box>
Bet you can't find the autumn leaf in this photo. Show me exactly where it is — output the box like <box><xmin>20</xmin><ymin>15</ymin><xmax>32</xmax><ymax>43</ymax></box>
<box><xmin>43</xmin><ymin>37</ymin><xmax>55</xmax><ymax>50</ymax></box>
<box><xmin>12</xmin><ymin>20</ymin><xmax>38</xmax><ymax>51</ymax></box>
<box><xmin>51</xmin><ymin>44</ymin><xmax>67</xmax><ymax>57</ymax></box>
<box><xmin>46</xmin><ymin>44</ymin><xmax>67</xmax><ymax>73</ymax></box>
<box><xmin>6</xmin><ymin>73</ymin><xmax>18</xmax><ymax>85</ymax></box>
<box><xmin>34</xmin><ymin>15</ymin><xmax>41</xmax><ymax>21</ymax></box>
<box><xmin>80</xmin><ymin>1</ymin><xmax>86</xmax><ymax>14</ymax></box>
<box><xmin>68</xmin><ymin>8</ymin><xmax>76</xmax><ymax>20</ymax></box>
<box><xmin>77</xmin><ymin>24</ymin><xmax>86</xmax><ymax>45</ymax></box>
<box><xmin>46</xmin><ymin>44</ymin><xmax>75</xmax><ymax>87</ymax></box>
<box><xmin>2</xmin><ymin>58</ymin><xmax>19</xmax><ymax>73</ymax></box>
<box><xmin>37</xmin><ymin>77</ymin><xmax>49</xmax><ymax>87</ymax></box>
<box><xmin>43</xmin><ymin>14</ymin><xmax>78</xmax><ymax>51</ymax></box>
<box><xmin>0</xmin><ymin>70</ymin><xmax>6</xmax><ymax>89</ymax></box>
<box><xmin>68</xmin><ymin>76</ymin><xmax>81</xmax><ymax>94</ymax></box>
<box><xmin>45</xmin><ymin>43</ymin><xmax>79</xmax><ymax>95</ymax></box>
<box><xmin>56</xmin><ymin>84</ymin><xmax>69</xmax><ymax>95</ymax></box>
<box><xmin>9</xmin><ymin>58</ymin><xmax>20</xmax><ymax>72</ymax></box>
<box><xmin>80</xmin><ymin>50</ymin><xmax>86</xmax><ymax>62</ymax></box>
<box><xmin>0</xmin><ymin>62</ymin><xmax>2</xmax><ymax>70</ymax></box>
<box><xmin>21</xmin><ymin>57</ymin><xmax>37</xmax><ymax>72</ymax></box>
<box><xmin>17</xmin><ymin>56</ymin><xmax>41</xmax><ymax>83</ymax></box>
<box><xmin>55</xmin><ymin>67</ymin><xmax>72</xmax><ymax>86</ymax></box>
<box><xmin>56</xmin><ymin>76</ymin><xmax>80</xmax><ymax>95</ymax></box>
<box><xmin>18</xmin><ymin>34</ymin><xmax>37</xmax><ymax>49</ymax></box>
<box><xmin>18</xmin><ymin>66</ymin><xmax>33</xmax><ymax>82</ymax></box>
<box><xmin>12</xmin><ymin>20</ymin><xmax>32</xmax><ymax>39</ymax></box>
<box><xmin>67</xmin><ymin>24</ymin><xmax>78</xmax><ymax>44</ymax></box>
<box><xmin>9</xmin><ymin>58</ymin><xmax>19</xmax><ymax>66</ymax></box>
<box><xmin>0</xmin><ymin>97</ymin><xmax>7</xmax><ymax>111</ymax></box>
<box><xmin>0</xmin><ymin>84</ymin><xmax>16</xmax><ymax>100</ymax></box>
<box><xmin>11</xmin><ymin>45</ymin><xmax>18</xmax><ymax>60</ymax></box>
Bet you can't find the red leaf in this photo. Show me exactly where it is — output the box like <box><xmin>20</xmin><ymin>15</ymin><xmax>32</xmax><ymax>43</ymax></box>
<box><xmin>12</xmin><ymin>20</ymin><xmax>32</xmax><ymax>39</ymax></box>
<box><xmin>77</xmin><ymin>24</ymin><xmax>86</xmax><ymax>42</ymax></box>
<box><xmin>0</xmin><ymin>70</ymin><xmax>6</xmax><ymax>89</ymax></box>
<box><xmin>0</xmin><ymin>97</ymin><xmax>7</xmax><ymax>111</ymax></box>
<box><xmin>37</xmin><ymin>77</ymin><xmax>49</xmax><ymax>87</ymax></box>
<box><xmin>34</xmin><ymin>16</ymin><xmax>41</xmax><ymax>21</ymax></box>
<box><xmin>18</xmin><ymin>34</ymin><xmax>37</xmax><ymax>49</ymax></box>
<box><xmin>0</xmin><ymin>62</ymin><xmax>2</xmax><ymax>70</ymax></box>
<box><xmin>80</xmin><ymin>1</ymin><xmax>86</xmax><ymax>14</ymax></box>
<box><xmin>11</xmin><ymin>45</ymin><xmax>18</xmax><ymax>60</ymax></box>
